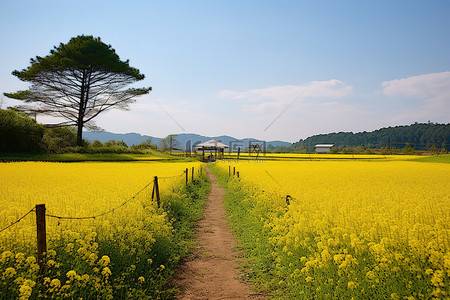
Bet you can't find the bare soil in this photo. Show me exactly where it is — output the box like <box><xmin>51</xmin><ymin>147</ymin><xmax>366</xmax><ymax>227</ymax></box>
<box><xmin>171</xmin><ymin>167</ymin><xmax>266</xmax><ymax>300</ymax></box>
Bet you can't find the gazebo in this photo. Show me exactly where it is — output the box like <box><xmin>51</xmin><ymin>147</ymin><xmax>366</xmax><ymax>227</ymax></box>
<box><xmin>195</xmin><ymin>139</ymin><xmax>229</xmax><ymax>161</ymax></box>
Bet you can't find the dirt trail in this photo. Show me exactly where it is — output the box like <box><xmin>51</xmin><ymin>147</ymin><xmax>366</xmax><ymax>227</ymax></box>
<box><xmin>172</xmin><ymin>168</ymin><xmax>266</xmax><ymax>300</ymax></box>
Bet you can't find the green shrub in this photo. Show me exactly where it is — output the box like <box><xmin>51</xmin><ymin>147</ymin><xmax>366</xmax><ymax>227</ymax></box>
<box><xmin>327</xmin><ymin>148</ymin><xmax>338</xmax><ymax>154</ymax></box>
<box><xmin>131</xmin><ymin>138</ymin><xmax>157</xmax><ymax>151</ymax></box>
<box><xmin>42</xmin><ymin>127</ymin><xmax>78</xmax><ymax>153</ymax></box>
<box><xmin>341</xmin><ymin>148</ymin><xmax>351</xmax><ymax>154</ymax></box>
<box><xmin>0</xmin><ymin>109</ymin><xmax>44</xmax><ymax>152</ymax></box>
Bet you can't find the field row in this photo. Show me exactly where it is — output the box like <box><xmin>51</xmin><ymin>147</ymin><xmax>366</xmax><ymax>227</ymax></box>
<box><xmin>0</xmin><ymin>161</ymin><xmax>207</xmax><ymax>299</ymax></box>
<box><xmin>212</xmin><ymin>159</ymin><xmax>450</xmax><ymax>299</ymax></box>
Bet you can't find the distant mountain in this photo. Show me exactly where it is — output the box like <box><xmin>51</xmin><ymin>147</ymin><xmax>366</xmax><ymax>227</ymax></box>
<box><xmin>83</xmin><ymin>131</ymin><xmax>292</xmax><ymax>151</ymax></box>
<box><xmin>293</xmin><ymin>122</ymin><xmax>450</xmax><ymax>152</ymax></box>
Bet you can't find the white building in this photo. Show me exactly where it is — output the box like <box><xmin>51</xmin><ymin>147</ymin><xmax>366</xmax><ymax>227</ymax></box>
<box><xmin>315</xmin><ymin>144</ymin><xmax>334</xmax><ymax>153</ymax></box>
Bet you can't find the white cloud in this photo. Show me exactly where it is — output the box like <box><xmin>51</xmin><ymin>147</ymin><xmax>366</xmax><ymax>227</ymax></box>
<box><xmin>218</xmin><ymin>79</ymin><xmax>354</xmax><ymax>112</ymax></box>
<box><xmin>381</xmin><ymin>71</ymin><xmax>450</xmax><ymax>123</ymax></box>
<box><xmin>382</xmin><ymin>71</ymin><xmax>450</xmax><ymax>105</ymax></box>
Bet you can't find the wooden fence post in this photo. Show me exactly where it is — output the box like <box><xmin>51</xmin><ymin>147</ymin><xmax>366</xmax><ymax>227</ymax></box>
<box><xmin>286</xmin><ymin>195</ymin><xmax>292</xmax><ymax>205</ymax></box>
<box><xmin>185</xmin><ymin>168</ymin><xmax>188</xmax><ymax>185</ymax></box>
<box><xmin>152</xmin><ymin>176</ymin><xmax>160</xmax><ymax>208</ymax></box>
<box><xmin>229</xmin><ymin>166</ymin><xmax>231</xmax><ymax>177</ymax></box>
<box><xmin>192</xmin><ymin>167</ymin><xmax>194</xmax><ymax>181</ymax></box>
<box><xmin>233</xmin><ymin>167</ymin><xmax>236</xmax><ymax>176</ymax></box>
<box><xmin>36</xmin><ymin>204</ymin><xmax>46</xmax><ymax>274</ymax></box>
<box><xmin>237</xmin><ymin>171</ymin><xmax>240</xmax><ymax>178</ymax></box>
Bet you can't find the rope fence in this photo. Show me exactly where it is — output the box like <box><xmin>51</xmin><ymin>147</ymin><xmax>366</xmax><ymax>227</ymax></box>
<box><xmin>0</xmin><ymin>165</ymin><xmax>205</xmax><ymax>271</ymax></box>
<box><xmin>228</xmin><ymin>165</ymin><xmax>295</xmax><ymax>206</ymax></box>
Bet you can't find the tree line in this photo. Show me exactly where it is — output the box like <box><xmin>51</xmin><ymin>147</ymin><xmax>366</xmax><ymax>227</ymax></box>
<box><xmin>292</xmin><ymin>122</ymin><xmax>450</xmax><ymax>153</ymax></box>
<box><xmin>0</xmin><ymin>107</ymin><xmax>181</xmax><ymax>154</ymax></box>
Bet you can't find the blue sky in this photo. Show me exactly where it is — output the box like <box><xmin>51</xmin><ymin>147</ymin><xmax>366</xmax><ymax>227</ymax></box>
<box><xmin>1</xmin><ymin>0</ymin><xmax>449</xmax><ymax>142</ymax></box>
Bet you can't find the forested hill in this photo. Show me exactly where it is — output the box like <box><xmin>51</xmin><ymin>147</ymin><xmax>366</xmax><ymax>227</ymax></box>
<box><xmin>293</xmin><ymin>122</ymin><xmax>450</xmax><ymax>152</ymax></box>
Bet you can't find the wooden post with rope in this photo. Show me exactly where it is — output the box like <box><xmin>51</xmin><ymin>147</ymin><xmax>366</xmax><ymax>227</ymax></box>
<box><xmin>36</xmin><ymin>204</ymin><xmax>46</xmax><ymax>274</ymax></box>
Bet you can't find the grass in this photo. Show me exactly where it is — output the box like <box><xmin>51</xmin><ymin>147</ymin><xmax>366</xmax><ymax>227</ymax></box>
<box><xmin>409</xmin><ymin>153</ymin><xmax>450</xmax><ymax>163</ymax></box>
<box><xmin>0</xmin><ymin>150</ymin><xmax>195</xmax><ymax>162</ymax></box>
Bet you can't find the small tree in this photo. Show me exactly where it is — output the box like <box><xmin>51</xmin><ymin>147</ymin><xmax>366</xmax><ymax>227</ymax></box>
<box><xmin>364</xmin><ymin>148</ymin><xmax>373</xmax><ymax>155</ymax></box>
<box><xmin>160</xmin><ymin>134</ymin><xmax>178</xmax><ymax>154</ymax></box>
<box><xmin>401</xmin><ymin>143</ymin><xmax>415</xmax><ymax>155</ymax></box>
<box><xmin>4</xmin><ymin>35</ymin><xmax>151</xmax><ymax>146</ymax></box>
<box><xmin>429</xmin><ymin>144</ymin><xmax>437</xmax><ymax>155</ymax></box>
<box><xmin>355</xmin><ymin>145</ymin><xmax>365</xmax><ymax>154</ymax></box>
<box><xmin>42</xmin><ymin>127</ymin><xmax>78</xmax><ymax>152</ymax></box>
<box><xmin>341</xmin><ymin>148</ymin><xmax>351</xmax><ymax>154</ymax></box>
<box><xmin>117</xmin><ymin>141</ymin><xmax>128</xmax><ymax>148</ymax></box>
<box><xmin>131</xmin><ymin>138</ymin><xmax>154</xmax><ymax>151</ymax></box>
<box><xmin>91</xmin><ymin>140</ymin><xmax>103</xmax><ymax>147</ymax></box>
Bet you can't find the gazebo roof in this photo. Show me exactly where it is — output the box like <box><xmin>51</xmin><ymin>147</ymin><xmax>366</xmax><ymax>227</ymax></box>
<box><xmin>195</xmin><ymin>139</ymin><xmax>230</xmax><ymax>150</ymax></box>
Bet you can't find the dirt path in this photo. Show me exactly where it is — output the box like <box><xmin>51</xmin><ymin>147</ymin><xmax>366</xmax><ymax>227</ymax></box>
<box><xmin>171</xmin><ymin>167</ymin><xmax>266</xmax><ymax>300</ymax></box>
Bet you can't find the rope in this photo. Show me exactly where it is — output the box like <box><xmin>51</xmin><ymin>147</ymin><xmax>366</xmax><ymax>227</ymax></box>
<box><xmin>157</xmin><ymin>173</ymin><xmax>185</xmax><ymax>180</ymax></box>
<box><xmin>264</xmin><ymin>170</ymin><xmax>283</xmax><ymax>188</ymax></box>
<box><xmin>0</xmin><ymin>208</ymin><xmax>35</xmax><ymax>233</ymax></box>
<box><xmin>0</xmin><ymin>169</ymin><xmax>189</xmax><ymax>225</ymax></box>
<box><xmin>240</xmin><ymin>169</ymin><xmax>295</xmax><ymax>205</ymax></box>
<box><xmin>46</xmin><ymin>180</ymin><xmax>154</xmax><ymax>220</ymax></box>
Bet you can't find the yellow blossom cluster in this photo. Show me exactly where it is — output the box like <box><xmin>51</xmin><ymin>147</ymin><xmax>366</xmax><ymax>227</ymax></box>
<box><xmin>217</xmin><ymin>159</ymin><xmax>449</xmax><ymax>298</ymax></box>
<box><xmin>0</xmin><ymin>161</ymin><xmax>203</xmax><ymax>299</ymax></box>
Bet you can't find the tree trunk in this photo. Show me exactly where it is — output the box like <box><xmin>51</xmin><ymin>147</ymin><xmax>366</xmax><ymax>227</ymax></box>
<box><xmin>77</xmin><ymin>72</ymin><xmax>87</xmax><ymax>147</ymax></box>
<box><xmin>76</xmin><ymin>122</ymin><xmax>83</xmax><ymax>146</ymax></box>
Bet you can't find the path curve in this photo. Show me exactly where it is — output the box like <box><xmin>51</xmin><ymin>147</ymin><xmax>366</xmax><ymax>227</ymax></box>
<box><xmin>172</xmin><ymin>167</ymin><xmax>266</xmax><ymax>299</ymax></box>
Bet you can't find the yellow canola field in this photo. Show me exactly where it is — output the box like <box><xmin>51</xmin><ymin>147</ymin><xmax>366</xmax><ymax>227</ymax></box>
<box><xmin>224</xmin><ymin>152</ymin><xmax>420</xmax><ymax>160</ymax></box>
<box><xmin>0</xmin><ymin>161</ymin><xmax>202</xmax><ymax>299</ymax></box>
<box><xmin>218</xmin><ymin>160</ymin><xmax>450</xmax><ymax>299</ymax></box>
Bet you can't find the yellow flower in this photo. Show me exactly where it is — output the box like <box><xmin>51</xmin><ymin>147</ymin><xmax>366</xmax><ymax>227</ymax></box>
<box><xmin>101</xmin><ymin>267</ymin><xmax>112</xmax><ymax>277</ymax></box>
<box><xmin>80</xmin><ymin>274</ymin><xmax>89</xmax><ymax>282</ymax></box>
<box><xmin>98</xmin><ymin>255</ymin><xmax>110</xmax><ymax>267</ymax></box>
<box><xmin>19</xmin><ymin>285</ymin><xmax>32</xmax><ymax>300</ymax></box>
<box><xmin>25</xmin><ymin>256</ymin><xmax>36</xmax><ymax>265</ymax></box>
<box><xmin>138</xmin><ymin>276</ymin><xmax>145</xmax><ymax>283</ymax></box>
<box><xmin>66</xmin><ymin>270</ymin><xmax>77</xmax><ymax>280</ymax></box>
<box><xmin>88</xmin><ymin>253</ymin><xmax>98</xmax><ymax>265</ymax></box>
<box><xmin>4</xmin><ymin>267</ymin><xmax>16</xmax><ymax>278</ymax></box>
<box><xmin>46</xmin><ymin>259</ymin><xmax>56</xmax><ymax>267</ymax></box>
<box><xmin>23</xmin><ymin>279</ymin><xmax>35</xmax><ymax>287</ymax></box>
<box><xmin>50</xmin><ymin>278</ymin><xmax>61</xmax><ymax>288</ymax></box>
<box><xmin>390</xmin><ymin>293</ymin><xmax>400</xmax><ymax>300</ymax></box>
